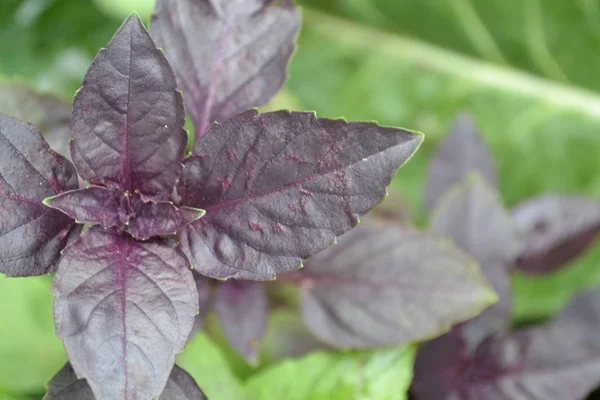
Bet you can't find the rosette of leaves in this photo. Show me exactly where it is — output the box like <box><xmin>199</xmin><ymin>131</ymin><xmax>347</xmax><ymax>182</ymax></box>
<box><xmin>412</xmin><ymin>113</ymin><xmax>600</xmax><ymax>400</ymax></box>
<box><xmin>0</xmin><ymin>3</ymin><xmax>426</xmax><ymax>398</ymax></box>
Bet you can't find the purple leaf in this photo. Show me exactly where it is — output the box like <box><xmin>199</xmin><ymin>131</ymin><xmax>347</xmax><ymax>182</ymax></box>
<box><xmin>45</xmin><ymin>363</ymin><xmax>207</xmax><ymax>400</ymax></box>
<box><xmin>45</xmin><ymin>363</ymin><xmax>95</xmax><ymax>400</ymax></box>
<box><xmin>162</xmin><ymin>365</ymin><xmax>208</xmax><ymax>400</ymax></box>
<box><xmin>214</xmin><ymin>280</ymin><xmax>268</xmax><ymax>364</ymax></box>
<box><xmin>151</xmin><ymin>0</ymin><xmax>301</xmax><ymax>142</ymax></box>
<box><xmin>294</xmin><ymin>221</ymin><xmax>496</xmax><ymax>349</ymax></box>
<box><xmin>70</xmin><ymin>14</ymin><xmax>186</xmax><ymax>200</ymax></box>
<box><xmin>178</xmin><ymin>109</ymin><xmax>423</xmax><ymax>280</ymax></box>
<box><xmin>0</xmin><ymin>114</ymin><xmax>78</xmax><ymax>276</ymax></box>
<box><xmin>0</xmin><ymin>81</ymin><xmax>72</xmax><ymax>160</ymax></box>
<box><xmin>425</xmin><ymin>114</ymin><xmax>497</xmax><ymax>211</ymax></box>
<box><xmin>413</xmin><ymin>289</ymin><xmax>600</xmax><ymax>400</ymax></box>
<box><xmin>52</xmin><ymin>227</ymin><xmax>198</xmax><ymax>400</ymax></box>
<box><xmin>430</xmin><ymin>173</ymin><xmax>519</xmax><ymax>347</ymax></box>
<box><xmin>512</xmin><ymin>195</ymin><xmax>600</xmax><ymax>274</ymax></box>
<box><xmin>44</xmin><ymin>186</ymin><xmax>205</xmax><ymax>240</ymax></box>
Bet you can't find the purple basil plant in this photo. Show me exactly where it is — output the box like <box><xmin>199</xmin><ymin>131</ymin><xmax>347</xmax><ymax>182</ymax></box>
<box><xmin>0</xmin><ymin>4</ymin><xmax>425</xmax><ymax>398</ymax></box>
<box><xmin>411</xmin><ymin>114</ymin><xmax>600</xmax><ymax>400</ymax></box>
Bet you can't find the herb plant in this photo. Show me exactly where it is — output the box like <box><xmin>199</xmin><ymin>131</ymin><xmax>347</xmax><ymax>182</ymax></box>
<box><xmin>412</xmin><ymin>115</ymin><xmax>600</xmax><ymax>400</ymax></box>
<box><xmin>0</xmin><ymin>2</ymin><xmax>449</xmax><ymax>397</ymax></box>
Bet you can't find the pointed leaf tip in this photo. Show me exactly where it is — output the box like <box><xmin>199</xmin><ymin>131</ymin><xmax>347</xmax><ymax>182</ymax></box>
<box><xmin>177</xmin><ymin>110</ymin><xmax>422</xmax><ymax>280</ymax></box>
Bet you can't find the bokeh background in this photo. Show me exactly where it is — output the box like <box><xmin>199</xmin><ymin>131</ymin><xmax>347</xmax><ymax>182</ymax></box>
<box><xmin>2</xmin><ymin>0</ymin><xmax>600</xmax><ymax>398</ymax></box>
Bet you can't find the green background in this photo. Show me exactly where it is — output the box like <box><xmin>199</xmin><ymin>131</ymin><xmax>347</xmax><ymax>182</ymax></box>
<box><xmin>2</xmin><ymin>0</ymin><xmax>600</xmax><ymax>398</ymax></box>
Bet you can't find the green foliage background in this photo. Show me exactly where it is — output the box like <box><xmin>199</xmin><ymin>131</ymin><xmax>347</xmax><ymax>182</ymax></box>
<box><xmin>2</xmin><ymin>0</ymin><xmax>600</xmax><ymax>398</ymax></box>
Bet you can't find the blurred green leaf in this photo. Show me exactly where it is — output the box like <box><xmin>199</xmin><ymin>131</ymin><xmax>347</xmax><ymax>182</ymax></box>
<box><xmin>0</xmin><ymin>0</ymin><xmax>120</xmax><ymax>96</ymax></box>
<box><xmin>0</xmin><ymin>275</ymin><xmax>66</xmax><ymax>395</ymax></box>
<box><xmin>289</xmin><ymin>8</ymin><xmax>600</xmax><ymax>321</ymax></box>
<box><xmin>300</xmin><ymin>0</ymin><xmax>600</xmax><ymax>92</ymax></box>
<box><xmin>176</xmin><ymin>332</ymin><xmax>247</xmax><ymax>400</ymax></box>
<box><xmin>245</xmin><ymin>346</ymin><xmax>415</xmax><ymax>400</ymax></box>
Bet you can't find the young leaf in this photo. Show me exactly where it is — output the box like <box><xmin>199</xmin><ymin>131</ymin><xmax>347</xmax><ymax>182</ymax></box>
<box><xmin>43</xmin><ymin>186</ymin><xmax>121</xmax><ymax>228</ymax></box>
<box><xmin>151</xmin><ymin>0</ymin><xmax>301</xmax><ymax>142</ymax></box>
<box><xmin>178</xmin><ymin>109</ymin><xmax>423</xmax><ymax>280</ymax></box>
<box><xmin>512</xmin><ymin>195</ymin><xmax>600</xmax><ymax>274</ymax></box>
<box><xmin>52</xmin><ymin>227</ymin><xmax>198</xmax><ymax>400</ymax></box>
<box><xmin>294</xmin><ymin>221</ymin><xmax>496</xmax><ymax>349</ymax></box>
<box><xmin>214</xmin><ymin>280</ymin><xmax>268</xmax><ymax>364</ymax></box>
<box><xmin>70</xmin><ymin>14</ymin><xmax>186</xmax><ymax>200</ymax></box>
<box><xmin>127</xmin><ymin>195</ymin><xmax>205</xmax><ymax>240</ymax></box>
<box><xmin>44</xmin><ymin>186</ymin><xmax>205</xmax><ymax>240</ymax></box>
<box><xmin>45</xmin><ymin>363</ymin><xmax>207</xmax><ymax>400</ymax></box>
<box><xmin>425</xmin><ymin>114</ymin><xmax>497</xmax><ymax>211</ymax></box>
<box><xmin>413</xmin><ymin>289</ymin><xmax>600</xmax><ymax>400</ymax></box>
<box><xmin>430</xmin><ymin>174</ymin><xmax>520</xmax><ymax>347</ymax></box>
<box><xmin>0</xmin><ymin>114</ymin><xmax>78</xmax><ymax>276</ymax></box>
<box><xmin>245</xmin><ymin>346</ymin><xmax>415</xmax><ymax>400</ymax></box>
<box><xmin>0</xmin><ymin>81</ymin><xmax>71</xmax><ymax>159</ymax></box>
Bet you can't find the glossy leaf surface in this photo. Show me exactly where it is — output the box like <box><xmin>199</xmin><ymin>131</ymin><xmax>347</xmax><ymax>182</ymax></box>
<box><xmin>246</xmin><ymin>346</ymin><xmax>415</xmax><ymax>400</ymax></box>
<box><xmin>45</xmin><ymin>363</ymin><xmax>207</xmax><ymax>400</ymax></box>
<box><xmin>44</xmin><ymin>186</ymin><xmax>205</xmax><ymax>240</ymax></box>
<box><xmin>52</xmin><ymin>228</ymin><xmax>198</xmax><ymax>400</ymax></box>
<box><xmin>430</xmin><ymin>174</ymin><xmax>519</xmax><ymax>346</ymax></box>
<box><xmin>425</xmin><ymin>114</ymin><xmax>497</xmax><ymax>210</ymax></box>
<box><xmin>70</xmin><ymin>14</ymin><xmax>186</xmax><ymax>199</ymax></box>
<box><xmin>512</xmin><ymin>195</ymin><xmax>600</xmax><ymax>274</ymax></box>
<box><xmin>178</xmin><ymin>109</ymin><xmax>423</xmax><ymax>280</ymax></box>
<box><xmin>297</xmin><ymin>221</ymin><xmax>496</xmax><ymax>348</ymax></box>
<box><xmin>0</xmin><ymin>81</ymin><xmax>71</xmax><ymax>159</ymax></box>
<box><xmin>151</xmin><ymin>0</ymin><xmax>301</xmax><ymax>141</ymax></box>
<box><xmin>413</xmin><ymin>289</ymin><xmax>600</xmax><ymax>400</ymax></box>
<box><xmin>0</xmin><ymin>114</ymin><xmax>78</xmax><ymax>276</ymax></box>
<box><xmin>214</xmin><ymin>280</ymin><xmax>268</xmax><ymax>364</ymax></box>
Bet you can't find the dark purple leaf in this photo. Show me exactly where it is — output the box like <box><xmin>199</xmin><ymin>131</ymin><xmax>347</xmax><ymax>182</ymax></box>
<box><xmin>70</xmin><ymin>14</ymin><xmax>186</xmax><ymax>200</ymax></box>
<box><xmin>512</xmin><ymin>195</ymin><xmax>600</xmax><ymax>274</ymax></box>
<box><xmin>45</xmin><ymin>363</ymin><xmax>207</xmax><ymax>400</ymax></box>
<box><xmin>0</xmin><ymin>81</ymin><xmax>71</xmax><ymax>160</ymax></box>
<box><xmin>151</xmin><ymin>0</ymin><xmax>301</xmax><ymax>141</ymax></box>
<box><xmin>44</xmin><ymin>186</ymin><xmax>205</xmax><ymax>240</ymax></box>
<box><xmin>413</xmin><ymin>289</ymin><xmax>600</xmax><ymax>400</ymax></box>
<box><xmin>188</xmin><ymin>270</ymin><xmax>213</xmax><ymax>340</ymax></box>
<box><xmin>425</xmin><ymin>114</ymin><xmax>497</xmax><ymax>211</ymax></box>
<box><xmin>52</xmin><ymin>227</ymin><xmax>198</xmax><ymax>400</ymax></box>
<box><xmin>45</xmin><ymin>363</ymin><xmax>95</xmax><ymax>400</ymax></box>
<box><xmin>178</xmin><ymin>109</ymin><xmax>423</xmax><ymax>280</ymax></box>
<box><xmin>294</xmin><ymin>221</ymin><xmax>496</xmax><ymax>349</ymax></box>
<box><xmin>162</xmin><ymin>365</ymin><xmax>208</xmax><ymax>400</ymax></box>
<box><xmin>214</xmin><ymin>280</ymin><xmax>268</xmax><ymax>364</ymax></box>
<box><xmin>430</xmin><ymin>173</ymin><xmax>519</xmax><ymax>347</ymax></box>
<box><xmin>0</xmin><ymin>114</ymin><xmax>78</xmax><ymax>277</ymax></box>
